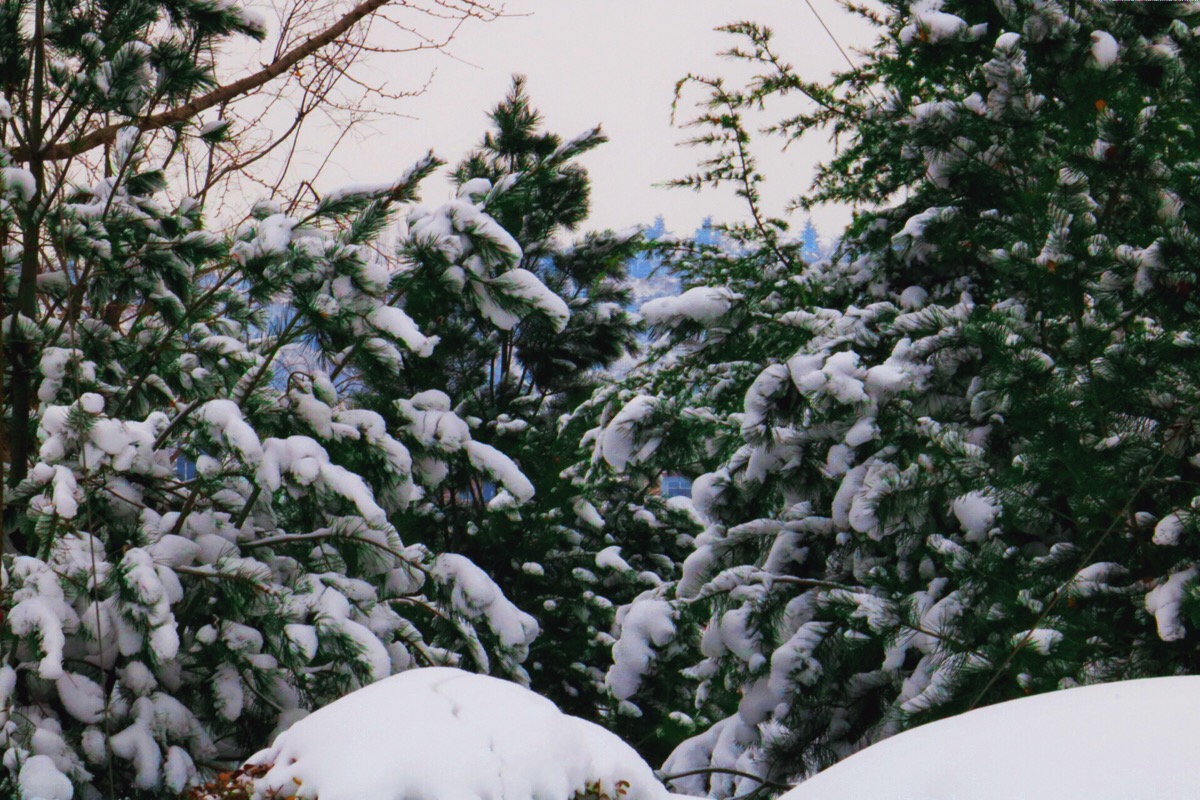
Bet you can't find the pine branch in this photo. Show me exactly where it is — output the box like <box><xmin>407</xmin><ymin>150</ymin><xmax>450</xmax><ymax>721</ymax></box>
<box><xmin>967</xmin><ymin>414</ymin><xmax>1194</xmax><ymax>710</ymax></box>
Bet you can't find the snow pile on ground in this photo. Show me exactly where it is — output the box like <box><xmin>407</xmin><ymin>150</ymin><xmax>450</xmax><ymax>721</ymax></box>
<box><xmin>245</xmin><ymin>667</ymin><xmax>672</xmax><ymax>800</ymax></box>
<box><xmin>780</xmin><ymin>677</ymin><xmax>1200</xmax><ymax>800</ymax></box>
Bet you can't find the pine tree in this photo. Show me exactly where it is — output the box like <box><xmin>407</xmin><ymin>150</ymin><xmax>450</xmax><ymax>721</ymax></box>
<box><xmin>0</xmin><ymin>5</ymin><xmax>545</xmax><ymax>795</ymax></box>
<box><xmin>799</xmin><ymin>219</ymin><xmax>824</xmax><ymax>264</ymax></box>
<box><xmin>594</xmin><ymin>1</ymin><xmax>1200</xmax><ymax>794</ymax></box>
<box><xmin>350</xmin><ymin>78</ymin><xmax>689</xmax><ymax>746</ymax></box>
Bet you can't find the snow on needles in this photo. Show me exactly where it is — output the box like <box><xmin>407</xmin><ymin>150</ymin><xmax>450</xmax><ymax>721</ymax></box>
<box><xmin>489</xmin><ymin>268</ymin><xmax>571</xmax><ymax>334</ymax></box>
<box><xmin>246</xmin><ymin>667</ymin><xmax>672</xmax><ymax>800</ymax></box>
<box><xmin>607</xmin><ymin>599</ymin><xmax>675</xmax><ymax>700</ymax></box>
<box><xmin>780</xmin><ymin>677</ymin><xmax>1200</xmax><ymax>800</ymax></box>
<box><xmin>601</xmin><ymin>395</ymin><xmax>660</xmax><ymax>472</ymax></box>
<box><xmin>405</xmin><ymin>189</ymin><xmax>571</xmax><ymax>335</ymax></box>
<box><xmin>898</xmin><ymin>0</ymin><xmax>986</xmax><ymax>45</ymax></box>
<box><xmin>18</xmin><ymin>755</ymin><xmax>73</xmax><ymax>800</ymax></box>
<box><xmin>1090</xmin><ymin>31</ymin><xmax>1119</xmax><ymax>69</ymax></box>
<box><xmin>641</xmin><ymin>287</ymin><xmax>738</xmax><ymax>328</ymax></box>
<box><xmin>432</xmin><ymin>555</ymin><xmax>539</xmax><ymax>662</ymax></box>
<box><xmin>950</xmin><ymin>491</ymin><xmax>998</xmax><ymax>541</ymax></box>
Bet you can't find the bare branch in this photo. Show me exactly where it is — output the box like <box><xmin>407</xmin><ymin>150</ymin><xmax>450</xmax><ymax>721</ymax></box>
<box><xmin>12</xmin><ymin>0</ymin><xmax>402</xmax><ymax>162</ymax></box>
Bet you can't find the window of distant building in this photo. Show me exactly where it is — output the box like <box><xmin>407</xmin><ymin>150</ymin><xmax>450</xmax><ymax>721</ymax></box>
<box><xmin>456</xmin><ymin>481</ymin><xmax>498</xmax><ymax>503</ymax></box>
<box><xmin>660</xmin><ymin>475</ymin><xmax>692</xmax><ymax>499</ymax></box>
<box><xmin>176</xmin><ymin>456</ymin><xmax>197</xmax><ymax>481</ymax></box>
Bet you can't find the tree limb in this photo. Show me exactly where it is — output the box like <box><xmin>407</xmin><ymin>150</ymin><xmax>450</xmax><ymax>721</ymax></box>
<box><xmin>10</xmin><ymin>0</ymin><xmax>398</xmax><ymax>162</ymax></box>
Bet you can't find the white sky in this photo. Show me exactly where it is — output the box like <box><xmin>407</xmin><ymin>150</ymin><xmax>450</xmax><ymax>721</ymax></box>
<box><xmin>313</xmin><ymin>1</ymin><xmax>877</xmax><ymax>239</ymax></box>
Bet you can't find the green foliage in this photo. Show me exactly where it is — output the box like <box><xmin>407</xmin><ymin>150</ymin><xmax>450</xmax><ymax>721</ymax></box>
<box><xmin>593</xmin><ymin>1</ymin><xmax>1200</xmax><ymax>795</ymax></box>
<box><xmin>0</xmin><ymin>15</ymin><xmax>557</xmax><ymax>794</ymax></box>
<box><xmin>352</xmin><ymin>77</ymin><xmax>702</xmax><ymax>759</ymax></box>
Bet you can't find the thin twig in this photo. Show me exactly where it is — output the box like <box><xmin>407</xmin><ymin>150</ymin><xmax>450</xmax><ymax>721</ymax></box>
<box><xmin>657</xmin><ymin>767</ymin><xmax>793</xmax><ymax>793</ymax></box>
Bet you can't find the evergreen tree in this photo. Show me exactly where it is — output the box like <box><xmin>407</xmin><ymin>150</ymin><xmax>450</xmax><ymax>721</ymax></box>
<box><xmin>352</xmin><ymin>78</ymin><xmax>690</xmax><ymax>749</ymax></box>
<box><xmin>594</xmin><ymin>1</ymin><xmax>1200</xmax><ymax>794</ymax></box>
<box><xmin>0</xmin><ymin>6</ymin><xmax>551</xmax><ymax>794</ymax></box>
<box><xmin>799</xmin><ymin>219</ymin><xmax>824</xmax><ymax>265</ymax></box>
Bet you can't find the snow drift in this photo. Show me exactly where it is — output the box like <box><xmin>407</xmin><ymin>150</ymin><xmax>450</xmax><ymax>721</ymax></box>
<box><xmin>780</xmin><ymin>677</ymin><xmax>1200</xmax><ymax>800</ymax></box>
<box><xmin>245</xmin><ymin>667</ymin><xmax>671</xmax><ymax>800</ymax></box>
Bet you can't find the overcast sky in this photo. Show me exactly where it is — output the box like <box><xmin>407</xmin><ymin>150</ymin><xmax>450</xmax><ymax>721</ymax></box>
<box><xmin>313</xmin><ymin>1</ymin><xmax>876</xmax><ymax>239</ymax></box>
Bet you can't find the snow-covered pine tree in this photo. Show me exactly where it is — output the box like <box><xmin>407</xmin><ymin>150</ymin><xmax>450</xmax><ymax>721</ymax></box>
<box><xmin>576</xmin><ymin>220</ymin><xmax>811</xmax><ymax>777</ymax></box>
<box><xmin>2</xmin><ymin>150</ymin><xmax>563</xmax><ymax>798</ymax></box>
<box><xmin>562</xmin><ymin>217</ymin><xmax>804</xmax><ymax>764</ymax></box>
<box><xmin>0</xmin><ymin>6</ymin><xmax>553</xmax><ymax>796</ymax></box>
<box><xmin>557</xmin><ymin>382</ymin><xmax>708</xmax><ymax>764</ymax></box>
<box><xmin>597</xmin><ymin>2</ymin><xmax>1200</xmax><ymax>795</ymax></box>
<box><xmin>352</xmin><ymin>78</ymin><xmax>698</xmax><ymax>749</ymax></box>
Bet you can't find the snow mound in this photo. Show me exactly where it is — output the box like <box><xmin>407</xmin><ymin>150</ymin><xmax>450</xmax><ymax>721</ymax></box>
<box><xmin>781</xmin><ymin>677</ymin><xmax>1200</xmax><ymax>800</ymax></box>
<box><xmin>246</xmin><ymin>667</ymin><xmax>671</xmax><ymax>800</ymax></box>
